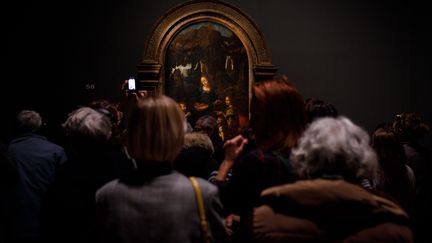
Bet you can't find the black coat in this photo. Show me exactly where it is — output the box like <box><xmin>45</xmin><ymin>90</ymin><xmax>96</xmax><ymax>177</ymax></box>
<box><xmin>41</xmin><ymin>142</ymin><xmax>133</xmax><ymax>243</ymax></box>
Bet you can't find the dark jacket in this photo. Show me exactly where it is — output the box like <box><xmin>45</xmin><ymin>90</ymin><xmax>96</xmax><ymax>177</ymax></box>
<box><xmin>8</xmin><ymin>133</ymin><xmax>67</xmax><ymax>241</ymax></box>
<box><xmin>220</xmin><ymin>149</ymin><xmax>296</xmax><ymax>216</ymax></box>
<box><xmin>41</xmin><ymin>142</ymin><xmax>132</xmax><ymax>243</ymax></box>
<box><xmin>240</xmin><ymin>179</ymin><xmax>413</xmax><ymax>243</ymax></box>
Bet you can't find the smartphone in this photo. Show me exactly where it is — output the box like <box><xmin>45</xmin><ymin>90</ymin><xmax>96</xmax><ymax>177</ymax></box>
<box><xmin>128</xmin><ymin>78</ymin><xmax>136</xmax><ymax>91</ymax></box>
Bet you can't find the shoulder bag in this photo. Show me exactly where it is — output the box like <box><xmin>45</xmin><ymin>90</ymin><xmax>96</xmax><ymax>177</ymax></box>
<box><xmin>189</xmin><ymin>176</ymin><xmax>212</xmax><ymax>243</ymax></box>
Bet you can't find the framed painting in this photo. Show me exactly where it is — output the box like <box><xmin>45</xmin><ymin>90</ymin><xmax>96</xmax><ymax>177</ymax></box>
<box><xmin>137</xmin><ymin>0</ymin><xmax>277</xmax><ymax>139</ymax></box>
<box><xmin>165</xmin><ymin>21</ymin><xmax>249</xmax><ymax>129</ymax></box>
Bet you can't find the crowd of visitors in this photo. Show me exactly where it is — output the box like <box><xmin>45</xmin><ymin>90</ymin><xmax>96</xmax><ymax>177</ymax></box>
<box><xmin>1</xmin><ymin>76</ymin><xmax>430</xmax><ymax>243</ymax></box>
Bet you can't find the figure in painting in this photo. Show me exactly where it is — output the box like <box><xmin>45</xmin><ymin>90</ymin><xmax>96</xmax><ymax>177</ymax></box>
<box><xmin>216</xmin><ymin>113</ymin><xmax>228</xmax><ymax>142</ymax></box>
<box><xmin>192</xmin><ymin>76</ymin><xmax>217</xmax><ymax>122</ymax></box>
<box><xmin>224</xmin><ymin>95</ymin><xmax>239</xmax><ymax>140</ymax></box>
<box><xmin>214</xmin><ymin>95</ymin><xmax>239</xmax><ymax>141</ymax></box>
<box><xmin>168</xmin><ymin>66</ymin><xmax>185</xmax><ymax>99</ymax></box>
<box><xmin>178</xmin><ymin>101</ymin><xmax>193</xmax><ymax>132</ymax></box>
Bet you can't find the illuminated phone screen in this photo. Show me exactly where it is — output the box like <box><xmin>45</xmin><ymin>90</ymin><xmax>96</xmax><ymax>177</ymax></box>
<box><xmin>128</xmin><ymin>78</ymin><xmax>136</xmax><ymax>90</ymax></box>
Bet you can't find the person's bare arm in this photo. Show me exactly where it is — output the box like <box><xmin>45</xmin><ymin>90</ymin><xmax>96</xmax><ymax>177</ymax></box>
<box><xmin>214</xmin><ymin>135</ymin><xmax>248</xmax><ymax>182</ymax></box>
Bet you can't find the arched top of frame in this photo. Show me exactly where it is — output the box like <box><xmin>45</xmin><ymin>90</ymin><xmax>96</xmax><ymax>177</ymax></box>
<box><xmin>137</xmin><ymin>0</ymin><xmax>276</xmax><ymax>92</ymax></box>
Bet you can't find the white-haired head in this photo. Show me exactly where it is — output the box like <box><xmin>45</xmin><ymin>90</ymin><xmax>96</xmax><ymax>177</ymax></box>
<box><xmin>62</xmin><ymin>107</ymin><xmax>112</xmax><ymax>142</ymax></box>
<box><xmin>291</xmin><ymin>116</ymin><xmax>378</xmax><ymax>183</ymax></box>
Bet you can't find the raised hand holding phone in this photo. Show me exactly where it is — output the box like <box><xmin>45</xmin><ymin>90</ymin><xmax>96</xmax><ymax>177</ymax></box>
<box><xmin>128</xmin><ymin>78</ymin><xmax>136</xmax><ymax>91</ymax></box>
<box><xmin>121</xmin><ymin>78</ymin><xmax>147</xmax><ymax>102</ymax></box>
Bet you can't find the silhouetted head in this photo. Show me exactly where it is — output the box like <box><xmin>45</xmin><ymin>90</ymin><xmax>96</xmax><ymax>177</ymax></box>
<box><xmin>194</xmin><ymin>115</ymin><xmax>218</xmax><ymax>137</ymax></box>
<box><xmin>392</xmin><ymin>112</ymin><xmax>430</xmax><ymax>142</ymax></box>
<box><xmin>16</xmin><ymin>110</ymin><xmax>43</xmax><ymax>133</ymax></box>
<box><xmin>62</xmin><ymin>107</ymin><xmax>112</xmax><ymax>145</ymax></box>
<box><xmin>291</xmin><ymin>116</ymin><xmax>378</xmax><ymax>183</ymax></box>
<box><xmin>250</xmin><ymin>75</ymin><xmax>306</xmax><ymax>151</ymax></box>
<box><xmin>304</xmin><ymin>97</ymin><xmax>338</xmax><ymax>123</ymax></box>
<box><xmin>126</xmin><ymin>95</ymin><xmax>185</xmax><ymax>162</ymax></box>
<box><xmin>371</xmin><ymin>127</ymin><xmax>406</xmax><ymax>177</ymax></box>
<box><xmin>87</xmin><ymin>99</ymin><xmax>122</xmax><ymax>126</ymax></box>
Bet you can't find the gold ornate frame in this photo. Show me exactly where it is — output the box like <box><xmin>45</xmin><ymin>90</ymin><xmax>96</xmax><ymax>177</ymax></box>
<box><xmin>136</xmin><ymin>0</ymin><xmax>276</xmax><ymax>96</ymax></box>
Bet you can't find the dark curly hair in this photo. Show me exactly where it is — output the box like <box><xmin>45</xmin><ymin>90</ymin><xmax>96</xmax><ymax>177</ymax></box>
<box><xmin>392</xmin><ymin>112</ymin><xmax>430</xmax><ymax>142</ymax></box>
<box><xmin>304</xmin><ymin>97</ymin><xmax>339</xmax><ymax>123</ymax></box>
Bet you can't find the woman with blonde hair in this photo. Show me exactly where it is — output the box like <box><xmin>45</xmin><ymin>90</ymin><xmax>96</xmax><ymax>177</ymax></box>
<box><xmin>95</xmin><ymin>95</ymin><xmax>228</xmax><ymax>243</ymax></box>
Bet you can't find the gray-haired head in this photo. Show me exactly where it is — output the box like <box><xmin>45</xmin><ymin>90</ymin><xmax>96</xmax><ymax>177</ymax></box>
<box><xmin>62</xmin><ymin>107</ymin><xmax>112</xmax><ymax>142</ymax></box>
<box><xmin>183</xmin><ymin>132</ymin><xmax>214</xmax><ymax>153</ymax></box>
<box><xmin>17</xmin><ymin>110</ymin><xmax>43</xmax><ymax>132</ymax></box>
<box><xmin>291</xmin><ymin>116</ymin><xmax>378</xmax><ymax>183</ymax></box>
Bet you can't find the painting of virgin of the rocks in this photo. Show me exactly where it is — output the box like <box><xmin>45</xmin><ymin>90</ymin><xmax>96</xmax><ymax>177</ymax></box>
<box><xmin>165</xmin><ymin>21</ymin><xmax>248</xmax><ymax>140</ymax></box>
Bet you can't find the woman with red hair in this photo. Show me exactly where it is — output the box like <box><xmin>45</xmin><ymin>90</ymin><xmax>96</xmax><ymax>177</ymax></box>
<box><xmin>212</xmin><ymin>76</ymin><xmax>306</xmax><ymax>234</ymax></box>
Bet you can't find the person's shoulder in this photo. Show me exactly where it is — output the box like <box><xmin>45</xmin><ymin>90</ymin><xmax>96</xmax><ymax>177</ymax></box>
<box><xmin>48</xmin><ymin>141</ymin><xmax>66</xmax><ymax>151</ymax></box>
<box><xmin>192</xmin><ymin>176</ymin><xmax>221</xmax><ymax>201</ymax></box>
<box><xmin>30</xmin><ymin>133</ymin><xmax>64</xmax><ymax>149</ymax></box>
<box><xmin>8</xmin><ymin>133</ymin><xmax>37</xmax><ymax>144</ymax></box>
<box><xmin>195</xmin><ymin>176</ymin><xmax>217</xmax><ymax>190</ymax></box>
<box><xmin>241</xmin><ymin>149</ymin><xmax>275</xmax><ymax>162</ymax></box>
<box><xmin>95</xmin><ymin>179</ymin><xmax>121</xmax><ymax>199</ymax></box>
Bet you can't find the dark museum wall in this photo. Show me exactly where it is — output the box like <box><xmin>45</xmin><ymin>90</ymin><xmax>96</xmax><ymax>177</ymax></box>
<box><xmin>3</xmin><ymin>0</ymin><xmax>431</xmax><ymax>145</ymax></box>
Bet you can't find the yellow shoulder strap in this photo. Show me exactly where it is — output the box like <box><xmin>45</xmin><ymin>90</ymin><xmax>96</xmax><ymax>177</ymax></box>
<box><xmin>189</xmin><ymin>176</ymin><xmax>211</xmax><ymax>243</ymax></box>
